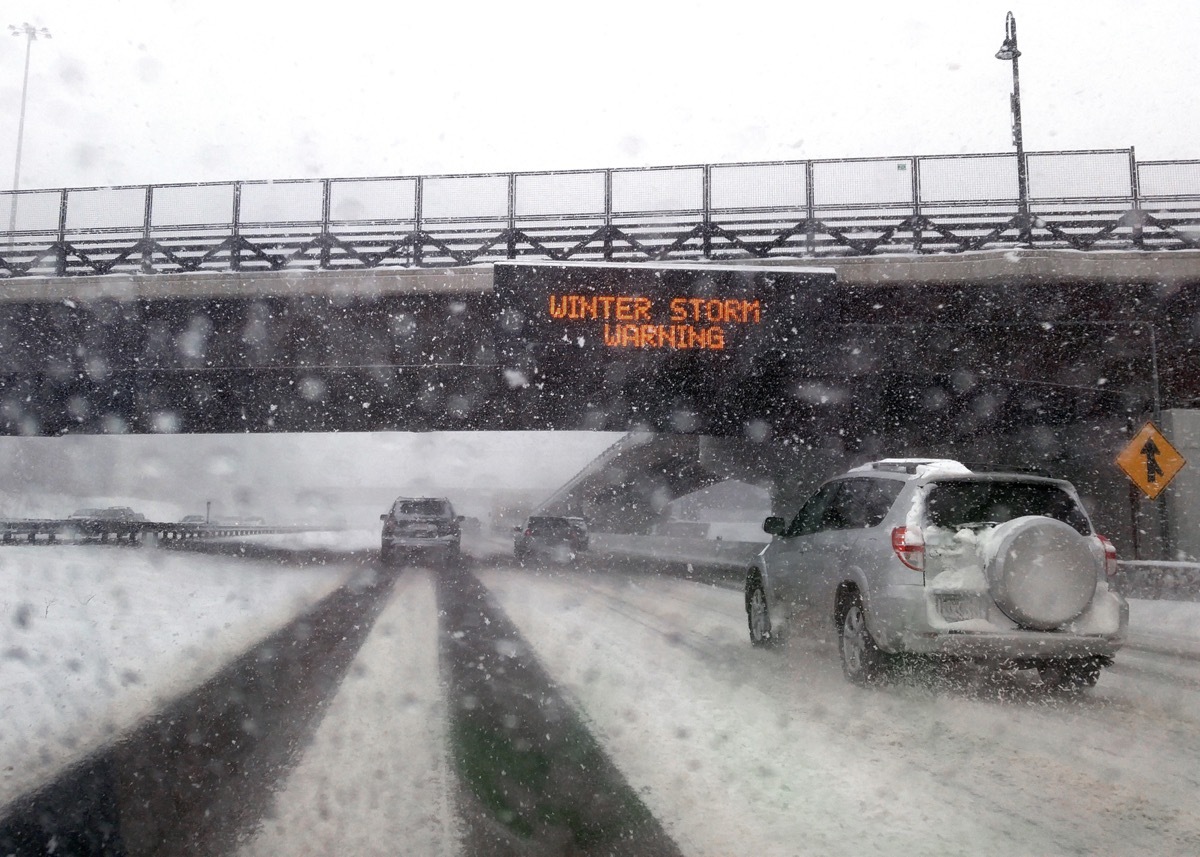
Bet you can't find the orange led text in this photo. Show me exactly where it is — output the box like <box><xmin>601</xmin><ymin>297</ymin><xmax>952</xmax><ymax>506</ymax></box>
<box><xmin>546</xmin><ymin>294</ymin><xmax>763</xmax><ymax>351</ymax></box>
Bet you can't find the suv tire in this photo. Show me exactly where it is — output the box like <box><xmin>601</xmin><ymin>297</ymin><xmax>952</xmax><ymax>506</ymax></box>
<box><xmin>839</xmin><ymin>593</ymin><xmax>887</xmax><ymax>685</ymax></box>
<box><xmin>746</xmin><ymin>578</ymin><xmax>776</xmax><ymax>648</ymax></box>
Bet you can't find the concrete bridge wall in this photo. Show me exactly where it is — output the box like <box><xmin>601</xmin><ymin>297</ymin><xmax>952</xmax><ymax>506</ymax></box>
<box><xmin>4</xmin><ymin>251</ymin><xmax>1200</xmax><ymax>437</ymax></box>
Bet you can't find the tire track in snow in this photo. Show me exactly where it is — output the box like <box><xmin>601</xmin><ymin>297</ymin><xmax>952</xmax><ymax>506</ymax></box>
<box><xmin>436</xmin><ymin>562</ymin><xmax>683</xmax><ymax>857</ymax></box>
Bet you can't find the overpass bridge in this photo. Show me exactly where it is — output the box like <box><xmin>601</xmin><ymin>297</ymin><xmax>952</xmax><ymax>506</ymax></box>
<box><xmin>4</xmin><ymin>147</ymin><xmax>1200</xmax><ymax>562</ymax></box>
<box><xmin>2</xmin><ymin>145</ymin><xmax>1198</xmax><ymax>436</ymax></box>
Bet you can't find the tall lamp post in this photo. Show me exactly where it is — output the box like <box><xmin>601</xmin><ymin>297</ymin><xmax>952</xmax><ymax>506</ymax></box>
<box><xmin>995</xmin><ymin>11</ymin><xmax>1030</xmax><ymax>243</ymax></box>
<box><xmin>7</xmin><ymin>22</ymin><xmax>51</xmax><ymax>243</ymax></box>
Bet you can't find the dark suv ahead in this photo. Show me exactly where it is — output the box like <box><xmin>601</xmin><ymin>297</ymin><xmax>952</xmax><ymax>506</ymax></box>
<box><xmin>746</xmin><ymin>459</ymin><xmax>1128</xmax><ymax>689</ymax></box>
<box><xmin>514</xmin><ymin>516</ymin><xmax>589</xmax><ymax>563</ymax></box>
<box><xmin>380</xmin><ymin>496</ymin><xmax>462</xmax><ymax>566</ymax></box>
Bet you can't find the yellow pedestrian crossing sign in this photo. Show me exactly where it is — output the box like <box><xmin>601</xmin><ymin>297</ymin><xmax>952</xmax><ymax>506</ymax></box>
<box><xmin>1116</xmin><ymin>422</ymin><xmax>1186</xmax><ymax>499</ymax></box>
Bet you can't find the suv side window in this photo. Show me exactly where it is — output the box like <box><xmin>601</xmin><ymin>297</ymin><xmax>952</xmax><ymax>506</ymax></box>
<box><xmin>856</xmin><ymin>478</ymin><xmax>904</xmax><ymax>528</ymax></box>
<box><xmin>818</xmin><ymin>479</ymin><xmax>861</xmax><ymax>530</ymax></box>
<box><xmin>820</xmin><ymin>478</ymin><xmax>904</xmax><ymax>531</ymax></box>
<box><xmin>786</xmin><ymin>482</ymin><xmax>841</xmax><ymax>537</ymax></box>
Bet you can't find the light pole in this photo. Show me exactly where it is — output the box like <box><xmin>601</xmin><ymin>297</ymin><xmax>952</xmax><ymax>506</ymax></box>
<box><xmin>7</xmin><ymin>22</ymin><xmax>51</xmax><ymax>244</ymax></box>
<box><xmin>995</xmin><ymin>11</ymin><xmax>1030</xmax><ymax>243</ymax></box>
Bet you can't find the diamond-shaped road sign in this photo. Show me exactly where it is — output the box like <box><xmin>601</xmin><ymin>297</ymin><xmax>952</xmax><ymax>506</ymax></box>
<box><xmin>1116</xmin><ymin>422</ymin><xmax>1187</xmax><ymax>500</ymax></box>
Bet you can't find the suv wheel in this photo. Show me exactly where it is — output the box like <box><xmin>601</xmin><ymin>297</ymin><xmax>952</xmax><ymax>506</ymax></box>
<box><xmin>746</xmin><ymin>579</ymin><xmax>775</xmax><ymax>648</ymax></box>
<box><xmin>839</xmin><ymin>594</ymin><xmax>887</xmax><ymax>685</ymax></box>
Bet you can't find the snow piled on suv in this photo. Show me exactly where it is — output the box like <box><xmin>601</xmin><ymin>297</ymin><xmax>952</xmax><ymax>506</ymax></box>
<box><xmin>746</xmin><ymin>458</ymin><xmax>1128</xmax><ymax>689</ymax></box>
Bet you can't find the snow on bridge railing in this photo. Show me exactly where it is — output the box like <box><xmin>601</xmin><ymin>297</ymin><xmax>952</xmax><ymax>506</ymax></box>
<box><xmin>4</xmin><ymin>147</ymin><xmax>1200</xmax><ymax>278</ymax></box>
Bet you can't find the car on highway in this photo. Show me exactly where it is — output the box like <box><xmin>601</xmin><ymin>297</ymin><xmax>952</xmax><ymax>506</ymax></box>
<box><xmin>380</xmin><ymin>496</ymin><xmax>462</xmax><ymax>566</ymax></box>
<box><xmin>746</xmin><ymin>459</ymin><xmax>1129</xmax><ymax>689</ymax></box>
<box><xmin>69</xmin><ymin>506</ymin><xmax>145</xmax><ymax>522</ymax></box>
<box><xmin>212</xmin><ymin>516</ymin><xmax>266</xmax><ymax>526</ymax></box>
<box><xmin>66</xmin><ymin>506</ymin><xmax>147</xmax><ymax>542</ymax></box>
<box><xmin>67</xmin><ymin>508</ymin><xmax>106</xmax><ymax>521</ymax></box>
<box><xmin>514</xmin><ymin>515</ymin><xmax>589</xmax><ymax>563</ymax></box>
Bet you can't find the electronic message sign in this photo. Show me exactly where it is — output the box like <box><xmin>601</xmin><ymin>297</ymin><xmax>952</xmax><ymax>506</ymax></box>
<box><xmin>492</xmin><ymin>261</ymin><xmax>838</xmax><ymax>430</ymax></box>
<box><xmin>494</xmin><ymin>260</ymin><xmax>836</xmax><ymax>357</ymax></box>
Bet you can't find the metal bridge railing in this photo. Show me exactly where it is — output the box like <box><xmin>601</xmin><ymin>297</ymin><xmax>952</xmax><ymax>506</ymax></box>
<box><xmin>4</xmin><ymin>147</ymin><xmax>1200</xmax><ymax>278</ymax></box>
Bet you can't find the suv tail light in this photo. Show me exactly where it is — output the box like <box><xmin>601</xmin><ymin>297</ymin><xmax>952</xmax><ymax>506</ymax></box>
<box><xmin>891</xmin><ymin>526</ymin><xmax>924</xmax><ymax>572</ymax></box>
<box><xmin>1097</xmin><ymin>534</ymin><xmax>1118</xmax><ymax>578</ymax></box>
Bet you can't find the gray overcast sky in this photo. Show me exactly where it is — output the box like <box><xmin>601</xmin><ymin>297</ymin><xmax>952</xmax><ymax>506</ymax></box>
<box><xmin>2</xmin><ymin>1</ymin><xmax>1198</xmax><ymax>191</ymax></box>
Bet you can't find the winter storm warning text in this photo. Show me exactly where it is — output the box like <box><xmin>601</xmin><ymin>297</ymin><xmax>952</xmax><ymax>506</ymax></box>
<box><xmin>546</xmin><ymin>294</ymin><xmax>763</xmax><ymax>351</ymax></box>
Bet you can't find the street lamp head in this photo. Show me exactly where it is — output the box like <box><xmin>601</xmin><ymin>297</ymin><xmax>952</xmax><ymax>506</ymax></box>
<box><xmin>8</xmin><ymin>22</ymin><xmax>51</xmax><ymax>40</ymax></box>
<box><xmin>995</xmin><ymin>11</ymin><xmax>1019</xmax><ymax>61</ymax></box>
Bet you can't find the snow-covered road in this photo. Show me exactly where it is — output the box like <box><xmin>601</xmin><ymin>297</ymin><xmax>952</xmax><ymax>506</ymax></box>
<box><xmin>239</xmin><ymin>568</ymin><xmax>460</xmax><ymax>857</ymax></box>
<box><xmin>0</xmin><ymin>542</ymin><xmax>355</xmax><ymax>810</ymax></box>
<box><xmin>479</xmin><ymin>565</ymin><xmax>1200</xmax><ymax>856</ymax></box>
<box><xmin>4</xmin><ymin>540</ymin><xmax>1200</xmax><ymax>855</ymax></box>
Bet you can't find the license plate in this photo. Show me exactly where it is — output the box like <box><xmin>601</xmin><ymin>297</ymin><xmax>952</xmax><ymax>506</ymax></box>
<box><xmin>937</xmin><ymin>596</ymin><xmax>982</xmax><ymax>622</ymax></box>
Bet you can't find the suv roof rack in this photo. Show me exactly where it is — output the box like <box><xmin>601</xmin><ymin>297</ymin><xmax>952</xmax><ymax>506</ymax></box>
<box><xmin>958</xmin><ymin>461</ymin><xmax>1055</xmax><ymax>478</ymax></box>
<box><xmin>860</xmin><ymin>458</ymin><xmax>968</xmax><ymax>475</ymax></box>
<box><xmin>859</xmin><ymin>459</ymin><xmax>1056</xmax><ymax>478</ymax></box>
<box><xmin>870</xmin><ymin>462</ymin><xmax>924</xmax><ymax>474</ymax></box>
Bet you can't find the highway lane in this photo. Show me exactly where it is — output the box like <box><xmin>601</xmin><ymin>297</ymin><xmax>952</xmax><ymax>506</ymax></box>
<box><xmin>479</xmin><ymin>562</ymin><xmax>1200</xmax><ymax>857</ymax></box>
<box><xmin>11</xmin><ymin>538</ymin><xmax>1197</xmax><ymax>855</ymax></box>
<box><xmin>239</xmin><ymin>568</ymin><xmax>459</xmax><ymax>857</ymax></box>
<box><xmin>239</xmin><ymin>555</ymin><xmax>682</xmax><ymax>857</ymax></box>
<box><xmin>222</xmin><ymin>547</ymin><xmax>1200</xmax><ymax>855</ymax></box>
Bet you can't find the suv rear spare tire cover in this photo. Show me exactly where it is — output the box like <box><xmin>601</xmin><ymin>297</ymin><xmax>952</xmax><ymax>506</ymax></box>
<box><xmin>985</xmin><ymin>516</ymin><xmax>1097</xmax><ymax>631</ymax></box>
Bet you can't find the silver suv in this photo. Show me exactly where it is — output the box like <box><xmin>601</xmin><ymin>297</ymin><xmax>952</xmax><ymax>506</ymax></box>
<box><xmin>745</xmin><ymin>459</ymin><xmax>1128</xmax><ymax>689</ymax></box>
<box><xmin>380</xmin><ymin>496</ymin><xmax>462</xmax><ymax>566</ymax></box>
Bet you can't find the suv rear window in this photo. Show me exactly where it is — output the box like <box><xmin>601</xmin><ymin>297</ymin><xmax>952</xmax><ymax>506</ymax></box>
<box><xmin>924</xmin><ymin>480</ymin><xmax>1090</xmax><ymax>535</ymax></box>
<box><xmin>393</xmin><ymin>499</ymin><xmax>448</xmax><ymax>516</ymax></box>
